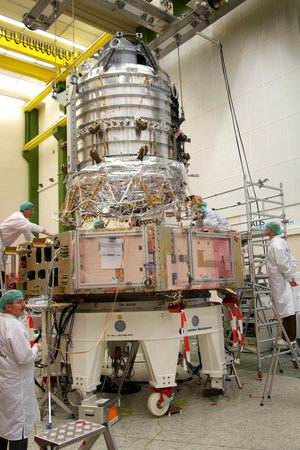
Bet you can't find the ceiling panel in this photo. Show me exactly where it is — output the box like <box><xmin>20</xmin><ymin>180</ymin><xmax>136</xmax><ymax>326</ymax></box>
<box><xmin>0</xmin><ymin>0</ymin><xmax>111</xmax><ymax>49</ymax></box>
<box><xmin>0</xmin><ymin>0</ymin><xmax>137</xmax><ymax>42</ymax></box>
<box><xmin>0</xmin><ymin>0</ymin><xmax>247</xmax><ymax>89</ymax></box>
<box><xmin>65</xmin><ymin>0</ymin><xmax>136</xmax><ymax>35</ymax></box>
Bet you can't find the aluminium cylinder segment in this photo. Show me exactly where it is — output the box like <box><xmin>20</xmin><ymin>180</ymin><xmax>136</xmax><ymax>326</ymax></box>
<box><xmin>76</xmin><ymin>36</ymin><xmax>183</xmax><ymax>163</ymax></box>
<box><xmin>64</xmin><ymin>34</ymin><xmax>189</xmax><ymax>224</ymax></box>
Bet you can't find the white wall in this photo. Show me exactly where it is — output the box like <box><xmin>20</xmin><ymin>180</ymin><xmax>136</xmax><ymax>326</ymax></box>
<box><xmin>159</xmin><ymin>0</ymin><xmax>300</xmax><ymax>259</ymax></box>
<box><xmin>0</xmin><ymin>93</ymin><xmax>60</xmax><ymax>236</ymax></box>
<box><xmin>38</xmin><ymin>97</ymin><xmax>60</xmax><ymax>234</ymax></box>
<box><xmin>0</xmin><ymin>95</ymin><xmax>27</xmax><ymax>223</ymax></box>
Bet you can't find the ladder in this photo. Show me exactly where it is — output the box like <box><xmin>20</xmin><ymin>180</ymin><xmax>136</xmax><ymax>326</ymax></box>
<box><xmin>260</xmin><ymin>301</ymin><xmax>300</xmax><ymax>405</ymax></box>
<box><xmin>242</xmin><ymin>175</ymin><xmax>288</xmax><ymax>378</ymax></box>
<box><xmin>34</xmin><ymin>420</ymin><xmax>118</xmax><ymax>450</ymax></box>
<box><xmin>203</xmin><ymin>175</ymin><xmax>293</xmax><ymax>377</ymax></box>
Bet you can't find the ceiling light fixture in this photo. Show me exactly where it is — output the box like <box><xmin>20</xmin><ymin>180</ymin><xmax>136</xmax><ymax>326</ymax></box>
<box><xmin>0</xmin><ymin>73</ymin><xmax>45</xmax><ymax>101</ymax></box>
<box><xmin>6</xmin><ymin>50</ymin><xmax>36</xmax><ymax>64</ymax></box>
<box><xmin>1</xmin><ymin>47</ymin><xmax>55</xmax><ymax>69</ymax></box>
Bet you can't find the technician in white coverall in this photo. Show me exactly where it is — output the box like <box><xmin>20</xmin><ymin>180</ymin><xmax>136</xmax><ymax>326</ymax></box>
<box><xmin>0</xmin><ymin>290</ymin><xmax>41</xmax><ymax>449</ymax></box>
<box><xmin>193</xmin><ymin>202</ymin><xmax>233</xmax><ymax>232</ymax></box>
<box><xmin>265</xmin><ymin>221</ymin><xmax>298</xmax><ymax>344</ymax></box>
<box><xmin>0</xmin><ymin>202</ymin><xmax>53</xmax><ymax>287</ymax></box>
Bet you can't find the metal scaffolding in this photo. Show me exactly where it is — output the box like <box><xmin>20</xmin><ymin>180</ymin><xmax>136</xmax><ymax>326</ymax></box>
<box><xmin>204</xmin><ymin>174</ymin><xmax>289</xmax><ymax>377</ymax></box>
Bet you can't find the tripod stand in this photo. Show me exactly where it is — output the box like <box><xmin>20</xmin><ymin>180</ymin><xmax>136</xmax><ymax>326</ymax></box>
<box><xmin>39</xmin><ymin>307</ymin><xmax>73</xmax><ymax>428</ymax></box>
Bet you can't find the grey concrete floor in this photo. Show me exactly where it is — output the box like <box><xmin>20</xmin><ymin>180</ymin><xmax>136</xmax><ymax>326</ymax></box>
<box><xmin>29</xmin><ymin>351</ymin><xmax>300</xmax><ymax>450</ymax></box>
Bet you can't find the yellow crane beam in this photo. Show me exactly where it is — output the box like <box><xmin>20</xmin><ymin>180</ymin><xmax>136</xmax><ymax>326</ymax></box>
<box><xmin>0</xmin><ymin>54</ymin><xmax>54</xmax><ymax>83</ymax></box>
<box><xmin>0</xmin><ymin>27</ymin><xmax>74</xmax><ymax>68</ymax></box>
<box><xmin>23</xmin><ymin>32</ymin><xmax>112</xmax><ymax>112</ymax></box>
<box><xmin>23</xmin><ymin>115</ymin><xmax>67</xmax><ymax>151</ymax></box>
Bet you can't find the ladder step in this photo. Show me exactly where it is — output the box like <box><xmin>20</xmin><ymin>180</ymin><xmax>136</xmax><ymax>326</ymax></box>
<box><xmin>259</xmin><ymin>337</ymin><xmax>277</xmax><ymax>343</ymax></box>
<box><xmin>241</xmin><ymin>304</ymin><xmax>271</xmax><ymax>311</ymax></box>
<box><xmin>246</xmin><ymin>181</ymin><xmax>282</xmax><ymax>191</ymax></box>
<box><xmin>257</xmin><ymin>322</ymin><xmax>277</xmax><ymax>328</ymax></box>
<box><xmin>256</xmin><ymin>306</ymin><xmax>272</xmax><ymax>312</ymax></box>
<box><xmin>261</xmin><ymin>348</ymin><xmax>292</xmax><ymax>359</ymax></box>
<box><xmin>255</xmin><ymin>290</ymin><xmax>271</xmax><ymax>295</ymax></box>
<box><xmin>255</xmin><ymin>274</ymin><xmax>269</xmax><ymax>279</ymax></box>
<box><xmin>249</xmin><ymin>212</ymin><xmax>284</xmax><ymax>219</ymax></box>
<box><xmin>34</xmin><ymin>421</ymin><xmax>112</xmax><ymax>449</ymax></box>
<box><xmin>259</xmin><ymin>354</ymin><xmax>274</xmax><ymax>360</ymax></box>
<box><xmin>248</xmin><ymin>196</ymin><xmax>282</xmax><ymax>205</ymax></box>
<box><xmin>249</xmin><ymin>229</ymin><xmax>265</xmax><ymax>234</ymax></box>
<box><xmin>243</xmin><ymin>257</ymin><xmax>267</xmax><ymax>262</ymax></box>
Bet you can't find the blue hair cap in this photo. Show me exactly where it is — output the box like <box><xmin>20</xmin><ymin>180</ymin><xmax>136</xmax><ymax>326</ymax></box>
<box><xmin>265</xmin><ymin>221</ymin><xmax>281</xmax><ymax>235</ymax></box>
<box><xmin>0</xmin><ymin>290</ymin><xmax>23</xmax><ymax>311</ymax></box>
<box><xmin>20</xmin><ymin>202</ymin><xmax>34</xmax><ymax>211</ymax></box>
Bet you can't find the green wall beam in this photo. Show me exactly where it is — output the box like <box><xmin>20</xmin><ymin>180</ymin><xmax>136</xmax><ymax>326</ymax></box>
<box><xmin>23</xmin><ymin>109</ymin><xmax>39</xmax><ymax>227</ymax></box>
<box><xmin>53</xmin><ymin>106</ymin><xmax>68</xmax><ymax>233</ymax></box>
<box><xmin>136</xmin><ymin>26</ymin><xmax>157</xmax><ymax>44</ymax></box>
<box><xmin>137</xmin><ymin>1</ymin><xmax>192</xmax><ymax>44</ymax></box>
<box><xmin>172</xmin><ymin>0</ymin><xmax>192</xmax><ymax>17</ymax></box>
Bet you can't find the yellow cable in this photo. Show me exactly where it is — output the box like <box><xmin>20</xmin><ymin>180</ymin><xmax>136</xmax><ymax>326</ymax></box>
<box><xmin>100</xmin><ymin>325</ymin><xmax>108</xmax><ymax>393</ymax></box>
<box><xmin>120</xmin><ymin>406</ymin><xmax>148</xmax><ymax>417</ymax></box>
<box><xmin>173</xmin><ymin>399</ymin><xmax>186</xmax><ymax>407</ymax></box>
<box><xmin>120</xmin><ymin>411</ymin><xmax>147</xmax><ymax>417</ymax></box>
<box><xmin>144</xmin><ymin>417</ymin><xmax>164</xmax><ymax>449</ymax></box>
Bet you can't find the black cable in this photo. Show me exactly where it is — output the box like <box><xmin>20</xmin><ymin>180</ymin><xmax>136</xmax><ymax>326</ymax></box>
<box><xmin>176</xmin><ymin>376</ymin><xmax>193</xmax><ymax>383</ymax></box>
<box><xmin>218</xmin><ymin>43</ymin><xmax>262</xmax><ymax>217</ymax></box>
<box><xmin>35</xmin><ymin>378</ymin><xmax>45</xmax><ymax>392</ymax></box>
<box><xmin>219</xmin><ymin>45</ymin><xmax>249</xmax><ymax>178</ymax></box>
<box><xmin>219</xmin><ymin>46</ymin><xmax>245</xmax><ymax>176</ymax></box>
<box><xmin>52</xmin><ymin>303</ymin><xmax>78</xmax><ymax>362</ymax></box>
<box><xmin>64</xmin><ymin>309</ymin><xmax>76</xmax><ymax>389</ymax></box>
<box><xmin>34</xmin><ymin>330</ymin><xmax>42</xmax><ymax>343</ymax></box>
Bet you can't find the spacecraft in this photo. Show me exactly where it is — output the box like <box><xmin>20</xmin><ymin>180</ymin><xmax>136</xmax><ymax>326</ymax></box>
<box><xmin>18</xmin><ymin>33</ymin><xmax>242</xmax><ymax>416</ymax></box>
<box><xmin>60</xmin><ymin>32</ymin><xmax>190</xmax><ymax>226</ymax></box>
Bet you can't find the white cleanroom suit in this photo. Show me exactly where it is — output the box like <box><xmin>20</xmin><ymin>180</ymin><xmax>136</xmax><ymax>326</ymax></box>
<box><xmin>294</xmin><ymin>274</ymin><xmax>300</xmax><ymax>349</ymax></box>
<box><xmin>0</xmin><ymin>211</ymin><xmax>44</xmax><ymax>245</ymax></box>
<box><xmin>0</xmin><ymin>313</ymin><xmax>39</xmax><ymax>440</ymax></box>
<box><xmin>194</xmin><ymin>209</ymin><xmax>232</xmax><ymax>232</ymax></box>
<box><xmin>0</xmin><ymin>211</ymin><xmax>43</xmax><ymax>271</ymax></box>
<box><xmin>267</xmin><ymin>235</ymin><xmax>298</xmax><ymax>319</ymax></box>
